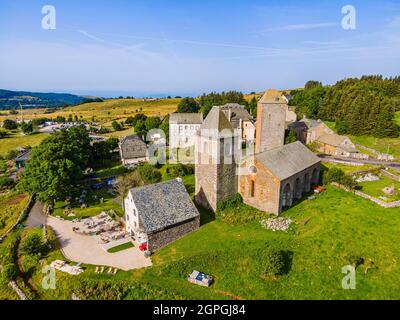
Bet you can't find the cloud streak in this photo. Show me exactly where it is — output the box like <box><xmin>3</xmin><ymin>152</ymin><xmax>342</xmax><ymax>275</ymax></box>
<box><xmin>263</xmin><ymin>22</ymin><xmax>339</xmax><ymax>32</ymax></box>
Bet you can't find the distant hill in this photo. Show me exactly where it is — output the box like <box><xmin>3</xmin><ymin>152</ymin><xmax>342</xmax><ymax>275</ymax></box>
<box><xmin>0</xmin><ymin>89</ymin><xmax>102</xmax><ymax>110</ymax></box>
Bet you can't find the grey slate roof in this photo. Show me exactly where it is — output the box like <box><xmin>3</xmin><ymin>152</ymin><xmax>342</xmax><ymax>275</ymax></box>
<box><xmin>129</xmin><ymin>179</ymin><xmax>200</xmax><ymax>233</ymax></box>
<box><xmin>216</xmin><ymin>103</ymin><xmax>253</xmax><ymax>129</ymax></box>
<box><xmin>200</xmin><ymin>106</ymin><xmax>234</xmax><ymax>133</ymax></box>
<box><xmin>255</xmin><ymin>141</ymin><xmax>320</xmax><ymax>181</ymax></box>
<box><xmin>169</xmin><ymin>113</ymin><xmax>203</xmax><ymax>124</ymax></box>
<box><xmin>15</xmin><ymin>150</ymin><xmax>32</xmax><ymax>162</ymax></box>
<box><xmin>119</xmin><ymin>135</ymin><xmax>147</xmax><ymax>160</ymax></box>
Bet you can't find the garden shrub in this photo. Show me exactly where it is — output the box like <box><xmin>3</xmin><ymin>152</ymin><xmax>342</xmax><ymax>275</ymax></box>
<box><xmin>2</xmin><ymin>263</ymin><xmax>18</xmax><ymax>282</ymax></box>
<box><xmin>323</xmin><ymin>167</ymin><xmax>358</xmax><ymax>189</ymax></box>
<box><xmin>19</xmin><ymin>233</ymin><xmax>46</xmax><ymax>257</ymax></box>
<box><xmin>259</xmin><ymin>249</ymin><xmax>287</xmax><ymax>276</ymax></box>
<box><xmin>137</xmin><ymin>163</ymin><xmax>162</xmax><ymax>184</ymax></box>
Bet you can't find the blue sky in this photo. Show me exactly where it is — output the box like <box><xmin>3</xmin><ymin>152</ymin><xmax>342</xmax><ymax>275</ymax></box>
<box><xmin>0</xmin><ymin>0</ymin><xmax>399</xmax><ymax>97</ymax></box>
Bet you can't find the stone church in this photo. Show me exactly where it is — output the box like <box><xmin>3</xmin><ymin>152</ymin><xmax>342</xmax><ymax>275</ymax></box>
<box><xmin>195</xmin><ymin>89</ymin><xmax>321</xmax><ymax>215</ymax></box>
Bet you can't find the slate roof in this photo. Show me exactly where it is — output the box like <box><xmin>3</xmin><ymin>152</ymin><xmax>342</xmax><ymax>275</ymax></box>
<box><xmin>15</xmin><ymin>150</ymin><xmax>32</xmax><ymax>162</ymax></box>
<box><xmin>129</xmin><ymin>179</ymin><xmax>200</xmax><ymax>233</ymax></box>
<box><xmin>199</xmin><ymin>106</ymin><xmax>234</xmax><ymax>138</ymax></box>
<box><xmin>317</xmin><ymin>134</ymin><xmax>357</xmax><ymax>152</ymax></box>
<box><xmin>259</xmin><ymin>89</ymin><xmax>287</xmax><ymax>104</ymax></box>
<box><xmin>169</xmin><ymin>113</ymin><xmax>203</xmax><ymax>124</ymax></box>
<box><xmin>255</xmin><ymin>141</ymin><xmax>320</xmax><ymax>181</ymax></box>
<box><xmin>119</xmin><ymin>135</ymin><xmax>147</xmax><ymax>160</ymax></box>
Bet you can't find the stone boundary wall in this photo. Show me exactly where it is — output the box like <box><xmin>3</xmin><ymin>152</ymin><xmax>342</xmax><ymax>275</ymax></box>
<box><xmin>321</xmin><ymin>158</ymin><xmax>364</xmax><ymax>167</ymax></box>
<box><xmin>0</xmin><ymin>194</ymin><xmax>36</xmax><ymax>242</ymax></box>
<box><xmin>381</xmin><ymin>169</ymin><xmax>400</xmax><ymax>182</ymax></box>
<box><xmin>8</xmin><ymin>281</ymin><xmax>28</xmax><ymax>300</ymax></box>
<box><xmin>331</xmin><ymin>182</ymin><xmax>400</xmax><ymax>208</ymax></box>
<box><xmin>356</xmin><ymin>144</ymin><xmax>395</xmax><ymax>161</ymax></box>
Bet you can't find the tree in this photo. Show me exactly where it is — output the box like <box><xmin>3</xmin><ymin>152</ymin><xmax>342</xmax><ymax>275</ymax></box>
<box><xmin>92</xmin><ymin>138</ymin><xmax>119</xmax><ymax>161</ymax></box>
<box><xmin>20</xmin><ymin>233</ymin><xmax>46</xmax><ymax>256</ymax></box>
<box><xmin>305</xmin><ymin>80</ymin><xmax>322</xmax><ymax>89</ymax></box>
<box><xmin>113</xmin><ymin>171</ymin><xmax>144</xmax><ymax>211</ymax></box>
<box><xmin>199</xmin><ymin>91</ymin><xmax>247</xmax><ymax>117</ymax></box>
<box><xmin>2</xmin><ymin>119</ymin><xmax>17</xmax><ymax>130</ymax></box>
<box><xmin>144</xmin><ymin>117</ymin><xmax>161</xmax><ymax>132</ymax></box>
<box><xmin>1</xmin><ymin>264</ymin><xmax>18</xmax><ymax>282</ymax></box>
<box><xmin>18</xmin><ymin>126</ymin><xmax>92</xmax><ymax>203</ymax></box>
<box><xmin>134</xmin><ymin>120</ymin><xmax>147</xmax><ymax>138</ymax></box>
<box><xmin>20</xmin><ymin>122</ymin><xmax>33</xmax><ymax>134</ymax></box>
<box><xmin>159</xmin><ymin>115</ymin><xmax>169</xmax><ymax>141</ymax></box>
<box><xmin>176</xmin><ymin>97</ymin><xmax>200</xmax><ymax>113</ymax></box>
<box><xmin>111</xmin><ymin>121</ymin><xmax>123</xmax><ymax>131</ymax></box>
<box><xmin>137</xmin><ymin>163</ymin><xmax>162</xmax><ymax>184</ymax></box>
<box><xmin>0</xmin><ymin>176</ymin><xmax>14</xmax><ymax>190</ymax></box>
<box><xmin>285</xmin><ymin>129</ymin><xmax>298</xmax><ymax>144</ymax></box>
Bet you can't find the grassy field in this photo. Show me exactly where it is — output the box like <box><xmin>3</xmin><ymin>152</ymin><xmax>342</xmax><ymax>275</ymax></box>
<box><xmin>0</xmin><ymin>98</ymin><xmax>180</xmax><ymax>126</ymax></box>
<box><xmin>358</xmin><ymin>175</ymin><xmax>400</xmax><ymax>202</ymax></box>
<box><xmin>349</xmin><ymin>135</ymin><xmax>400</xmax><ymax>160</ymax></box>
<box><xmin>0</xmin><ymin>192</ymin><xmax>29</xmax><ymax>235</ymax></box>
<box><xmin>7</xmin><ymin>185</ymin><xmax>398</xmax><ymax>300</ymax></box>
<box><xmin>0</xmin><ymin>131</ymin><xmax>49</xmax><ymax>157</ymax></box>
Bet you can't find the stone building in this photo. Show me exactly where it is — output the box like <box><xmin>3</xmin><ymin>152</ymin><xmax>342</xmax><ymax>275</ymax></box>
<box><xmin>119</xmin><ymin>135</ymin><xmax>148</xmax><ymax>166</ymax></box>
<box><xmin>194</xmin><ymin>107</ymin><xmax>240</xmax><ymax>212</ymax></box>
<box><xmin>195</xmin><ymin>89</ymin><xmax>321</xmax><ymax>215</ymax></box>
<box><xmin>239</xmin><ymin>141</ymin><xmax>320</xmax><ymax>214</ymax></box>
<box><xmin>255</xmin><ymin>89</ymin><xmax>287</xmax><ymax>153</ymax></box>
<box><xmin>169</xmin><ymin>113</ymin><xmax>203</xmax><ymax>149</ymax></box>
<box><xmin>218</xmin><ymin>103</ymin><xmax>256</xmax><ymax>144</ymax></box>
<box><xmin>124</xmin><ymin>178</ymin><xmax>200</xmax><ymax>252</ymax></box>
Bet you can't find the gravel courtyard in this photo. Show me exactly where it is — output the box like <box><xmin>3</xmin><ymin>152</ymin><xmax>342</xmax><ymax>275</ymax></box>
<box><xmin>35</xmin><ymin>207</ymin><xmax>152</xmax><ymax>271</ymax></box>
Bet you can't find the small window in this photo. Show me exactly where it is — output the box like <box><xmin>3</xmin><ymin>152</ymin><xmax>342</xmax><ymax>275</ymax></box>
<box><xmin>250</xmin><ymin>180</ymin><xmax>255</xmax><ymax>197</ymax></box>
<box><xmin>126</xmin><ymin>214</ymin><xmax>130</xmax><ymax>221</ymax></box>
<box><xmin>134</xmin><ymin>221</ymin><xmax>137</xmax><ymax>228</ymax></box>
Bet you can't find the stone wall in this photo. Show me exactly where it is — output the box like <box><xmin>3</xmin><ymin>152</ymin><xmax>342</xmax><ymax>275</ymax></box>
<box><xmin>331</xmin><ymin>182</ymin><xmax>400</xmax><ymax>208</ymax></box>
<box><xmin>381</xmin><ymin>169</ymin><xmax>400</xmax><ymax>182</ymax></box>
<box><xmin>147</xmin><ymin>216</ymin><xmax>200</xmax><ymax>252</ymax></box>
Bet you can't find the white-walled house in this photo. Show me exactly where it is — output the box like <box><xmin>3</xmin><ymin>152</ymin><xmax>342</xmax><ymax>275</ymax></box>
<box><xmin>124</xmin><ymin>178</ymin><xmax>200</xmax><ymax>252</ymax></box>
<box><xmin>169</xmin><ymin>113</ymin><xmax>203</xmax><ymax>149</ymax></box>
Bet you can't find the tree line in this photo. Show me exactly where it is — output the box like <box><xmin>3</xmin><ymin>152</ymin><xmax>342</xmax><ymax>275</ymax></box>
<box><xmin>290</xmin><ymin>76</ymin><xmax>400</xmax><ymax>138</ymax></box>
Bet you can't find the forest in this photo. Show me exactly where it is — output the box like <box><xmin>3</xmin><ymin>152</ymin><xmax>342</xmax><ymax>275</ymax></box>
<box><xmin>289</xmin><ymin>76</ymin><xmax>400</xmax><ymax>138</ymax></box>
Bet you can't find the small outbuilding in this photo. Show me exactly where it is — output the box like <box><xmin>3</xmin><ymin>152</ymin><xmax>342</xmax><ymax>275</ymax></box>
<box><xmin>119</xmin><ymin>135</ymin><xmax>148</xmax><ymax>166</ymax></box>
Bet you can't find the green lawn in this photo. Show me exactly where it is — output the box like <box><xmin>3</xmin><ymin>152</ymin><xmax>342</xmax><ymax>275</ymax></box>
<box><xmin>107</xmin><ymin>241</ymin><xmax>135</xmax><ymax>253</ymax></box>
<box><xmin>358</xmin><ymin>175</ymin><xmax>400</xmax><ymax>202</ymax></box>
<box><xmin>0</xmin><ymin>131</ymin><xmax>49</xmax><ymax>157</ymax></box>
<box><xmin>94</xmin><ymin>162</ymin><xmax>126</xmax><ymax>179</ymax></box>
<box><xmin>4</xmin><ymin>185</ymin><xmax>400</xmax><ymax>300</ymax></box>
<box><xmin>53</xmin><ymin>188</ymin><xmax>123</xmax><ymax>220</ymax></box>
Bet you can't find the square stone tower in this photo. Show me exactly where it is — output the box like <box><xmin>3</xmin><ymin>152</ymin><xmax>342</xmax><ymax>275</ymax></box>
<box><xmin>255</xmin><ymin>89</ymin><xmax>287</xmax><ymax>153</ymax></box>
<box><xmin>195</xmin><ymin>107</ymin><xmax>239</xmax><ymax>212</ymax></box>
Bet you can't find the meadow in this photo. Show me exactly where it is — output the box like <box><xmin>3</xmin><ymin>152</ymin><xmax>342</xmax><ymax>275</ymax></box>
<box><xmin>2</xmin><ymin>184</ymin><xmax>399</xmax><ymax>300</ymax></box>
<box><xmin>0</xmin><ymin>192</ymin><xmax>29</xmax><ymax>235</ymax></box>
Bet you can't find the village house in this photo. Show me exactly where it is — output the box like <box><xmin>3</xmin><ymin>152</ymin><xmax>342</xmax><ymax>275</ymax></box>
<box><xmin>119</xmin><ymin>135</ymin><xmax>148</xmax><ymax>166</ymax></box>
<box><xmin>288</xmin><ymin>117</ymin><xmax>362</xmax><ymax>158</ymax></box>
<box><xmin>124</xmin><ymin>178</ymin><xmax>200</xmax><ymax>252</ymax></box>
<box><xmin>218</xmin><ymin>103</ymin><xmax>256</xmax><ymax>145</ymax></box>
<box><xmin>15</xmin><ymin>149</ymin><xmax>32</xmax><ymax>171</ymax></box>
<box><xmin>195</xmin><ymin>89</ymin><xmax>321</xmax><ymax>215</ymax></box>
<box><xmin>169</xmin><ymin>113</ymin><xmax>203</xmax><ymax>149</ymax></box>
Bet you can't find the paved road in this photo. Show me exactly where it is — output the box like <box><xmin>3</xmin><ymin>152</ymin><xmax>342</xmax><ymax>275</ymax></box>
<box><xmin>26</xmin><ymin>202</ymin><xmax>45</xmax><ymax>227</ymax></box>
<box><xmin>27</xmin><ymin>202</ymin><xmax>152</xmax><ymax>271</ymax></box>
<box><xmin>319</xmin><ymin>155</ymin><xmax>400</xmax><ymax>172</ymax></box>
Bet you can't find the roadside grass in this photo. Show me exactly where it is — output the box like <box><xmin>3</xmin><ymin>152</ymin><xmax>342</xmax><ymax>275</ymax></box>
<box><xmin>0</xmin><ymin>131</ymin><xmax>49</xmax><ymax>157</ymax></box>
<box><xmin>107</xmin><ymin>241</ymin><xmax>135</xmax><ymax>253</ymax></box>
<box><xmin>53</xmin><ymin>188</ymin><xmax>123</xmax><ymax>220</ymax></box>
<box><xmin>395</xmin><ymin>111</ymin><xmax>400</xmax><ymax>127</ymax></box>
<box><xmin>349</xmin><ymin>135</ymin><xmax>400</xmax><ymax>160</ymax></box>
<box><xmin>358</xmin><ymin>175</ymin><xmax>400</xmax><ymax>202</ymax></box>
<box><xmin>0</xmin><ymin>192</ymin><xmax>29</xmax><ymax>235</ymax></box>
